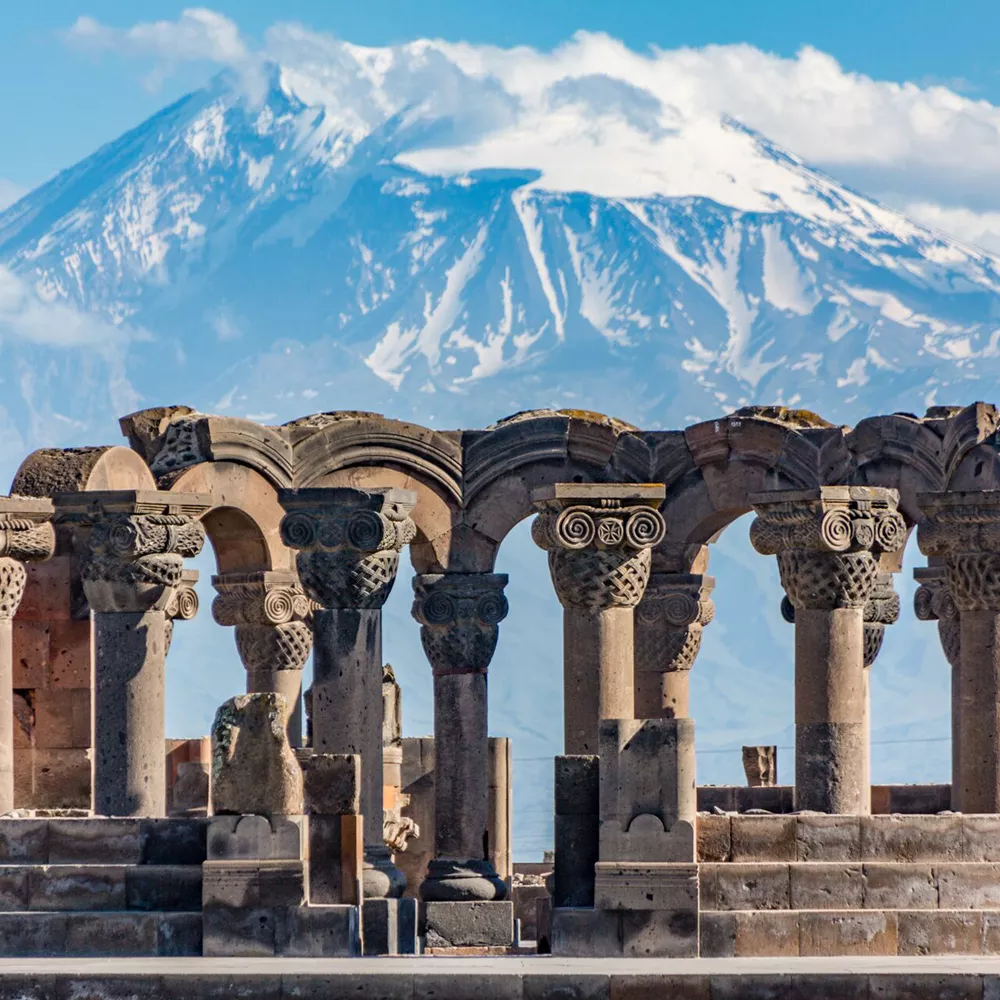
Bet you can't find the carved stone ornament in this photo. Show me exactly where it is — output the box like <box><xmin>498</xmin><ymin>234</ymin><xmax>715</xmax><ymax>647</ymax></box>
<box><xmin>212</xmin><ymin>570</ymin><xmax>313</xmax><ymax>674</ymax></box>
<box><xmin>164</xmin><ymin>569</ymin><xmax>200</xmax><ymax>655</ymax></box>
<box><xmin>53</xmin><ymin>491</ymin><xmax>210</xmax><ymax>614</ymax></box>
<box><xmin>278</xmin><ymin>487</ymin><xmax>417</xmax><ymax>610</ymax></box>
<box><xmin>0</xmin><ymin>497</ymin><xmax>55</xmax><ymax>620</ymax></box>
<box><xmin>918</xmin><ymin>491</ymin><xmax>1000</xmax><ymax>612</ymax></box>
<box><xmin>412</xmin><ymin>573</ymin><xmax>509</xmax><ymax>674</ymax></box>
<box><xmin>913</xmin><ymin>564</ymin><xmax>961</xmax><ymax>669</ymax></box>
<box><xmin>635</xmin><ymin>573</ymin><xmax>715</xmax><ymax>675</ymax></box>
<box><xmin>531</xmin><ymin>484</ymin><xmax>666</xmax><ymax>611</ymax></box>
<box><xmin>750</xmin><ymin>487</ymin><xmax>906</xmax><ymax>611</ymax></box>
<box><xmin>862</xmin><ymin>572</ymin><xmax>900</xmax><ymax>668</ymax></box>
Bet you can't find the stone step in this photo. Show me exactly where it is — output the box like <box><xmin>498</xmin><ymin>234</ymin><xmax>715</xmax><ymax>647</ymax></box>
<box><xmin>701</xmin><ymin>908</ymin><xmax>1000</xmax><ymax>958</ymax></box>
<box><xmin>700</xmin><ymin>861</ymin><xmax>1000</xmax><ymax>911</ymax></box>
<box><xmin>0</xmin><ymin>911</ymin><xmax>201</xmax><ymax>956</ymax></box>
<box><xmin>0</xmin><ymin>817</ymin><xmax>208</xmax><ymax>866</ymax></box>
<box><xmin>0</xmin><ymin>865</ymin><xmax>202</xmax><ymax>912</ymax></box>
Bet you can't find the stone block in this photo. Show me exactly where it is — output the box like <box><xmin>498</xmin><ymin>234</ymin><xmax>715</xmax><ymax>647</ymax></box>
<box><xmin>126</xmin><ymin>865</ymin><xmax>202</xmax><ymax>911</ymax></box>
<box><xmin>696</xmin><ymin>815</ymin><xmax>730</xmax><ymax>862</ymax></box>
<box><xmin>202</xmin><ymin>860</ymin><xmax>306</xmax><ymax>908</ymax></box>
<box><xmin>731</xmin><ymin>815</ymin><xmax>796</xmax><ymax>862</ymax></box>
<box><xmin>699</xmin><ymin>911</ymin><xmax>735</xmax><ymax>958</ymax></box>
<box><xmin>861</xmin><ymin>815</ymin><xmax>964</xmax><ymax>862</ymax></box>
<box><xmin>697</xmin><ymin>787</ymin><xmax>736</xmax><ymax>813</ymax></box>
<box><xmin>0</xmin><ymin>820</ymin><xmax>48</xmax><ymax>863</ymax></box>
<box><xmin>963</xmin><ymin>816</ymin><xmax>1000</xmax><ymax>862</ymax></box>
<box><xmin>15</xmin><ymin>748</ymin><xmax>91</xmax><ymax>810</ymax></box>
<box><xmin>594</xmin><ymin>863</ymin><xmax>697</xmax><ymax>912</ymax></box>
<box><xmin>711</xmin><ymin>863</ymin><xmax>789</xmax><ymax>911</ymax></box>
<box><xmin>16</xmin><ymin>558</ymin><xmax>72</xmax><ymax>622</ymax></box>
<box><xmin>300</xmin><ymin>753</ymin><xmax>361</xmax><ymax>815</ymax></box>
<box><xmin>512</xmin><ymin>884</ymin><xmax>549</xmax><ymax>941</ymax></box>
<box><xmin>362</xmin><ymin>897</ymin><xmax>417</xmax><ymax>956</ymax></box>
<box><xmin>524</xmin><ymin>974</ymin><xmax>609</xmax><ymax>1000</ymax></box>
<box><xmin>554</xmin><ymin>813</ymin><xmax>598</xmax><ymax>907</ymax></box>
<box><xmin>731</xmin><ymin>910</ymin><xmax>799</xmax><ymax>957</ymax></box>
<box><xmin>422</xmin><ymin>900</ymin><xmax>514</xmax><ymax>949</ymax></box>
<box><xmin>13</xmin><ymin>621</ymin><xmax>49</xmax><ymax>687</ymax></box>
<box><xmin>550</xmin><ymin>906</ymin><xmax>622</xmax><ymax>957</ymax></box>
<box><xmin>937</xmin><ymin>863</ymin><xmax>1000</xmax><ymax>908</ymax></box>
<box><xmin>211</xmin><ymin>693</ymin><xmax>303</xmax><ymax>817</ymax></box>
<box><xmin>888</xmin><ymin>784</ymin><xmax>951</xmax><ymax>814</ymax></box>
<box><xmin>206</xmin><ymin>814</ymin><xmax>304</xmax><ymax>861</ymax></box>
<box><xmin>64</xmin><ymin>912</ymin><xmax>158</xmax><ymax>956</ymax></box>
<box><xmin>863</xmin><ymin>864</ymin><xmax>937</xmax><ymax>909</ymax></box>
<box><xmin>12</xmin><ymin>692</ymin><xmax>34</xmax><ymax>750</ymax></box>
<box><xmin>47</xmin><ymin>619</ymin><xmax>92</xmax><ymax>689</ymax></box>
<box><xmin>0</xmin><ymin>912</ymin><xmax>67</xmax><ymax>955</ymax></box>
<box><xmin>621</xmin><ymin>908</ymin><xmax>698</xmax><ymax>958</ymax></box>
<box><xmin>140</xmin><ymin>818</ymin><xmax>209</xmax><ymax>865</ymax></box>
<box><xmin>610</xmin><ymin>976</ymin><xmax>710</xmax><ymax>1000</ymax></box>
<box><xmin>799</xmin><ymin>910</ymin><xmax>898</xmax><ymax>957</ymax></box>
<box><xmin>170</xmin><ymin>762</ymin><xmax>209</xmax><ymax>816</ymax></box>
<box><xmin>32</xmin><ymin>689</ymin><xmax>90</xmax><ymax>748</ymax></box>
<box><xmin>734</xmin><ymin>786</ymin><xmax>793</xmax><ymax>814</ymax></box>
<box><xmin>0</xmin><ymin>868</ymin><xmax>29</xmax><ymax>909</ymax></box>
<box><xmin>897</xmin><ymin>911</ymin><xmax>982</xmax><ymax>956</ymax></box>
<box><xmin>277</xmin><ymin>904</ymin><xmax>360</xmax><ymax>957</ymax></box>
<box><xmin>555</xmin><ymin>755</ymin><xmax>600</xmax><ymax>816</ymax></box>
<box><xmin>202</xmin><ymin>904</ymin><xmax>277</xmax><ymax>957</ymax></box>
<box><xmin>796</xmin><ymin>815</ymin><xmax>861</xmax><ymax>862</ymax></box>
<box><xmin>156</xmin><ymin>912</ymin><xmax>203</xmax><ymax>957</ymax></box>
<box><xmin>28</xmin><ymin>865</ymin><xmax>126</xmax><ymax>910</ymax></box>
<box><xmin>47</xmin><ymin>819</ymin><xmax>141</xmax><ymax>864</ymax></box>
<box><xmin>789</xmin><ymin>863</ymin><xmax>864</xmax><ymax>910</ymax></box>
<box><xmin>983</xmin><ymin>912</ymin><xmax>1000</xmax><ymax>954</ymax></box>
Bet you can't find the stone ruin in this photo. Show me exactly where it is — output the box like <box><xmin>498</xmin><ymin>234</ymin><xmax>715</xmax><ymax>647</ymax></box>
<box><xmin>0</xmin><ymin>402</ymin><xmax>999</xmax><ymax>957</ymax></box>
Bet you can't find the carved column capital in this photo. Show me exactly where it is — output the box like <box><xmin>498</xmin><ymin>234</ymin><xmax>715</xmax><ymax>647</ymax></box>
<box><xmin>212</xmin><ymin>570</ymin><xmax>313</xmax><ymax>673</ymax></box>
<box><xmin>278</xmin><ymin>488</ymin><xmax>417</xmax><ymax>610</ymax></box>
<box><xmin>635</xmin><ymin>573</ymin><xmax>715</xmax><ymax>674</ymax></box>
<box><xmin>914</xmin><ymin>564</ymin><xmax>961</xmax><ymax>670</ymax></box>
<box><xmin>0</xmin><ymin>497</ymin><xmax>56</xmax><ymax>619</ymax></box>
<box><xmin>751</xmin><ymin>487</ymin><xmax>905</xmax><ymax>611</ymax></box>
<box><xmin>918</xmin><ymin>492</ymin><xmax>1000</xmax><ymax>612</ymax></box>
<box><xmin>53</xmin><ymin>491</ymin><xmax>210</xmax><ymax>614</ymax></box>
<box><xmin>164</xmin><ymin>569</ymin><xmax>199</xmax><ymax>655</ymax></box>
<box><xmin>531</xmin><ymin>484</ymin><xmax>666</xmax><ymax>610</ymax></box>
<box><xmin>412</xmin><ymin>572</ymin><xmax>509</xmax><ymax>674</ymax></box>
<box><xmin>862</xmin><ymin>572</ymin><xmax>900</xmax><ymax>668</ymax></box>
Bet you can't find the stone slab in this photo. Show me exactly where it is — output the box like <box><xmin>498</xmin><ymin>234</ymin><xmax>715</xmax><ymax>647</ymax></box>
<box><xmin>422</xmin><ymin>901</ymin><xmax>514</xmax><ymax>948</ymax></box>
<box><xmin>795</xmin><ymin>816</ymin><xmax>862</xmax><ymax>862</ymax></box>
<box><xmin>277</xmin><ymin>905</ymin><xmax>360</xmax><ymax>958</ymax></box>
<box><xmin>27</xmin><ymin>866</ymin><xmax>126</xmax><ymax>911</ymax></box>
<box><xmin>46</xmin><ymin>820</ymin><xmax>141</xmax><ymax>864</ymax></box>
<box><xmin>730</xmin><ymin>816</ymin><xmax>796</xmax><ymax>862</ymax></box>
<box><xmin>897</xmin><ymin>911</ymin><xmax>983</xmax><ymax>956</ymax></box>
<box><xmin>708</xmin><ymin>863</ymin><xmax>789</xmax><ymax>911</ymax></box>
<box><xmin>594</xmin><ymin>864</ymin><xmax>698</xmax><ymax>912</ymax></box>
<box><xmin>126</xmin><ymin>866</ymin><xmax>202</xmax><ymax>912</ymax></box>
<box><xmin>696</xmin><ymin>816</ymin><xmax>730</xmax><ymax>863</ymax></box>
<box><xmin>860</xmin><ymin>816</ymin><xmax>964</xmax><ymax>863</ymax></box>
<box><xmin>202</xmin><ymin>861</ymin><xmax>306</xmax><ymax>908</ymax></box>
<box><xmin>799</xmin><ymin>910</ymin><xmax>898</xmax><ymax>957</ymax></box>
<box><xmin>863</xmin><ymin>864</ymin><xmax>938</xmax><ymax>910</ymax></box>
<box><xmin>361</xmin><ymin>898</ymin><xmax>417</xmax><ymax>957</ymax></box>
<box><xmin>140</xmin><ymin>819</ymin><xmax>209</xmax><ymax>866</ymax></box>
<box><xmin>790</xmin><ymin>863</ymin><xmax>864</xmax><ymax>910</ymax></box>
<box><xmin>206</xmin><ymin>815</ymin><xmax>304</xmax><ymax>862</ymax></box>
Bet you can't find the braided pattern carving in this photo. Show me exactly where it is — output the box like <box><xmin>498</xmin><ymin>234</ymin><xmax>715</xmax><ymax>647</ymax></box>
<box><xmin>235</xmin><ymin>621</ymin><xmax>313</xmax><ymax>673</ymax></box>
<box><xmin>635</xmin><ymin>573</ymin><xmax>715</xmax><ymax>674</ymax></box>
<box><xmin>0</xmin><ymin>521</ymin><xmax>55</xmax><ymax>563</ymax></box>
<box><xmin>863</xmin><ymin>624</ymin><xmax>885</xmax><ymax>669</ymax></box>
<box><xmin>279</xmin><ymin>491</ymin><xmax>416</xmax><ymax>610</ymax></box>
<box><xmin>777</xmin><ymin>550</ymin><xmax>879</xmax><ymax>610</ymax></box>
<box><xmin>945</xmin><ymin>552</ymin><xmax>1000</xmax><ymax>612</ymax></box>
<box><xmin>547</xmin><ymin>545</ymin><xmax>651</xmax><ymax>610</ymax></box>
<box><xmin>0</xmin><ymin>559</ymin><xmax>27</xmax><ymax>620</ymax></box>
<box><xmin>864</xmin><ymin>573</ymin><xmax>900</xmax><ymax>626</ymax></box>
<box><xmin>412</xmin><ymin>573</ymin><xmax>508</xmax><ymax>673</ymax></box>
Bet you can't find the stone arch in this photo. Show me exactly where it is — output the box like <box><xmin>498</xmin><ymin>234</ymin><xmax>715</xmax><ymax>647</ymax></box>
<box><xmin>288</xmin><ymin>413</ymin><xmax>463</xmax><ymax>575</ymax></box>
<box><xmin>461</xmin><ymin>410</ymin><xmax>653</xmax><ymax>569</ymax></box>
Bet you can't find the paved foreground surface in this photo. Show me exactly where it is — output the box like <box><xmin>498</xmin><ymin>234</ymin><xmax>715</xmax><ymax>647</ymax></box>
<box><xmin>1</xmin><ymin>956</ymin><xmax>1000</xmax><ymax>998</ymax></box>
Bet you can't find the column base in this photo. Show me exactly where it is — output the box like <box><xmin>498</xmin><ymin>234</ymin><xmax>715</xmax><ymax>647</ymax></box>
<box><xmin>419</xmin><ymin>858</ymin><xmax>507</xmax><ymax>902</ymax></box>
<box><xmin>361</xmin><ymin>845</ymin><xmax>406</xmax><ymax>899</ymax></box>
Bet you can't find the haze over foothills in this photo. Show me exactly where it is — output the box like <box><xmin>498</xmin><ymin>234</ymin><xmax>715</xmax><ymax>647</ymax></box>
<box><xmin>2</xmin><ymin>3</ymin><xmax>998</xmax><ymax>856</ymax></box>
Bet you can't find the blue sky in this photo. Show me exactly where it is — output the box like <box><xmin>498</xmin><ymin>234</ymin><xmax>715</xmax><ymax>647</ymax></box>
<box><xmin>2</xmin><ymin>0</ymin><xmax>999</xmax><ymax>194</ymax></box>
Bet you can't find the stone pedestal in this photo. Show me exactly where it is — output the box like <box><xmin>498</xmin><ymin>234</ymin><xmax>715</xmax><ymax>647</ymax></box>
<box><xmin>212</xmin><ymin>571</ymin><xmax>313</xmax><ymax>747</ymax></box>
<box><xmin>751</xmin><ymin>487</ymin><xmax>905</xmax><ymax>815</ymax></box>
<box><xmin>918</xmin><ymin>491</ymin><xmax>1000</xmax><ymax>813</ymax></box>
<box><xmin>54</xmin><ymin>490</ymin><xmax>209</xmax><ymax>818</ymax></box>
<box><xmin>279</xmin><ymin>487</ymin><xmax>416</xmax><ymax>898</ymax></box>
<box><xmin>421</xmin><ymin>900</ymin><xmax>514</xmax><ymax>949</ymax></box>
<box><xmin>412</xmin><ymin>572</ymin><xmax>508</xmax><ymax>903</ymax></box>
<box><xmin>634</xmin><ymin>574</ymin><xmax>715</xmax><ymax>719</ymax></box>
<box><xmin>531</xmin><ymin>484</ymin><xmax>667</xmax><ymax>754</ymax></box>
<box><xmin>0</xmin><ymin>498</ymin><xmax>55</xmax><ymax>814</ymax></box>
<box><xmin>553</xmin><ymin>755</ymin><xmax>599</xmax><ymax>908</ymax></box>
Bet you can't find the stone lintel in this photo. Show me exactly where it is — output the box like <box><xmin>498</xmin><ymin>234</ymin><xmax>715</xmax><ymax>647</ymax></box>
<box><xmin>0</xmin><ymin>496</ymin><xmax>54</xmax><ymax>521</ymax></box>
<box><xmin>52</xmin><ymin>490</ymin><xmax>213</xmax><ymax>519</ymax></box>
<box><xmin>750</xmin><ymin>485</ymin><xmax>900</xmax><ymax>508</ymax></box>
<box><xmin>212</xmin><ymin>569</ymin><xmax>302</xmax><ymax>590</ymax></box>
<box><xmin>917</xmin><ymin>488</ymin><xmax>1000</xmax><ymax>515</ymax></box>
<box><xmin>531</xmin><ymin>483</ymin><xmax>665</xmax><ymax>506</ymax></box>
<box><xmin>278</xmin><ymin>486</ymin><xmax>416</xmax><ymax>515</ymax></box>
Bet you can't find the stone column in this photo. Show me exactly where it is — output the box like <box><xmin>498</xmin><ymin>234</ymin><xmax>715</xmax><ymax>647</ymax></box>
<box><xmin>531</xmin><ymin>484</ymin><xmax>666</xmax><ymax>755</ymax></box>
<box><xmin>634</xmin><ymin>573</ymin><xmax>715</xmax><ymax>719</ymax></box>
<box><xmin>54</xmin><ymin>490</ymin><xmax>209</xmax><ymax>818</ymax></box>
<box><xmin>211</xmin><ymin>571</ymin><xmax>313</xmax><ymax>747</ymax></box>
<box><xmin>279</xmin><ymin>487</ymin><xmax>416</xmax><ymax>898</ymax></box>
<box><xmin>411</xmin><ymin>572</ymin><xmax>509</xmax><ymax>901</ymax></box>
<box><xmin>0</xmin><ymin>498</ymin><xmax>55</xmax><ymax>814</ymax></box>
<box><xmin>913</xmin><ymin>564</ymin><xmax>961</xmax><ymax>799</ymax></box>
<box><xmin>917</xmin><ymin>491</ymin><xmax>1000</xmax><ymax>812</ymax></box>
<box><xmin>750</xmin><ymin>487</ymin><xmax>905</xmax><ymax>814</ymax></box>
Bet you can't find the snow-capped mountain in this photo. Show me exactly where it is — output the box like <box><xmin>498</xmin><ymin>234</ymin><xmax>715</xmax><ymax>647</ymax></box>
<box><xmin>0</xmin><ymin>43</ymin><xmax>969</xmax><ymax>855</ymax></box>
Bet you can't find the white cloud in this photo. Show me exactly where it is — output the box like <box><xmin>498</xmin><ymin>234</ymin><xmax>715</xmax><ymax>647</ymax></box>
<box><xmin>902</xmin><ymin>202</ymin><xmax>1000</xmax><ymax>255</ymax></box>
<box><xmin>0</xmin><ymin>179</ymin><xmax>26</xmax><ymax>212</ymax></box>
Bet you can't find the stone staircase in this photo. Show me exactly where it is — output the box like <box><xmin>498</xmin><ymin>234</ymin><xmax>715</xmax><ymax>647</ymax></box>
<box><xmin>0</xmin><ymin>816</ymin><xmax>206</xmax><ymax>956</ymax></box>
<box><xmin>698</xmin><ymin>812</ymin><xmax>1000</xmax><ymax>957</ymax></box>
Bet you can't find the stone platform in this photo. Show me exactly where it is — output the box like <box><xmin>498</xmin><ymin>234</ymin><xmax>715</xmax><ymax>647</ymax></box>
<box><xmin>1</xmin><ymin>955</ymin><xmax>1000</xmax><ymax>998</ymax></box>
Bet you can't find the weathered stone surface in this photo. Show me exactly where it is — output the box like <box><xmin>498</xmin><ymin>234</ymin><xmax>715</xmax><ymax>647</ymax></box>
<box><xmin>697</xmin><ymin>815</ymin><xmax>731</xmax><ymax>863</ymax></box>
<box><xmin>211</xmin><ymin>693</ymin><xmax>303</xmax><ymax>817</ymax></box>
<box><xmin>861</xmin><ymin>815</ymin><xmax>964</xmax><ymax>863</ymax></box>
<box><xmin>47</xmin><ymin>820</ymin><xmax>141</xmax><ymax>864</ymax></box>
<box><xmin>140</xmin><ymin>818</ymin><xmax>209</xmax><ymax>866</ymax></box>
<box><xmin>28</xmin><ymin>865</ymin><xmax>126</xmax><ymax>910</ymax></box>
<box><xmin>710</xmin><ymin>863</ymin><xmax>790</xmax><ymax>911</ymax></box>
<box><xmin>863</xmin><ymin>864</ymin><xmax>938</xmax><ymax>909</ymax></box>
<box><xmin>206</xmin><ymin>815</ymin><xmax>304</xmax><ymax>861</ymax></box>
<box><xmin>799</xmin><ymin>910</ymin><xmax>899</xmax><ymax>957</ymax></box>
<box><xmin>897</xmin><ymin>911</ymin><xmax>983</xmax><ymax>956</ymax></box>
<box><xmin>202</xmin><ymin>860</ymin><xmax>306</xmax><ymax>908</ymax></box>
<box><xmin>279</xmin><ymin>904</ymin><xmax>359</xmax><ymax>957</ymax></box>
<box><xmin>125</xmin><ymin>866</ymin><xmax>202</xmax><ymax>911</ymax></box>
<box><xmin>963</xmin><ymin>816</ymin><xmax>1000</xmax><ymax>862</ymax></box>
<box><xmin>742</xmin><ymin>746</ymin><xmax>777</xmax><ymax>787</ymax></box>
<box><xmin>731</xmin><ymin>816</ymin><xmax>796</xmax><ymax>862</ymax></box>
<box><xmin>620</xmin><ymin>908</ymin><xmax>699</xmax><ymax>958</ymax></box>
<box><xmin>731</xmin><ymin>910</ymin><xmax>800</xmax><ymax>957</ymax></box>
<box><xmin>790</xmin><ymin>863</ymin><xmax>865</xmax><ymax>910</ymax></box>
<box><xmin>300</xmin><ymin>753</ymin><xmax>361</xmax><ymax>816</ymax></box>
<box><xmin>422</xmin><ymin>900</ymin><xmax>514</xmax><ymax>948</ymax></box>
<box><xmin>796</xmin><ymin>816</ymin><xmax>862</xmax><ymax>862</ymax></box>
<box><xmin>937</xmin><ymin>864</ymin><xmax>1000</xmax><ymax>908</ymax></box>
